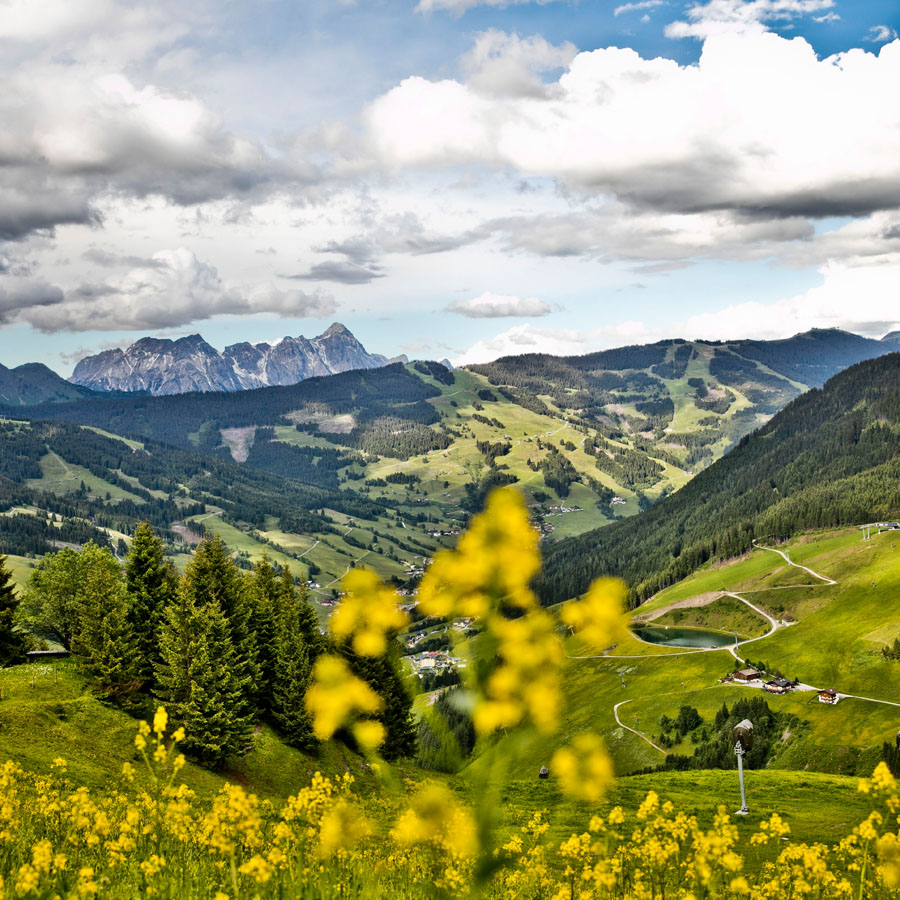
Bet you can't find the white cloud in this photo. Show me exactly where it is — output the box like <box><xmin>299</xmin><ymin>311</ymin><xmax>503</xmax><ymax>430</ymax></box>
<box><xmin>461</xmin><ymin>30</ymin><xmax>577</xmax><ymax>98</ymax></box>
<box><xmin>448</xmin><ymin>291</ymin><xmax>552</xmax><ymax>318</ymax></box>
<box><xmin>614</xmin><ymin>1</ymin><xmax>666</xmax><ymax>17</ymax></box>
<box><xmin>664</xmin><ymin>0</ymin><xmax>835</xmax><ymax>40</ymax></box>
<box><xmin>13</xmin><ymin>248</ymin><xmax>335</xmax><ymax>332</ymax></box>
<box><xmin>682</xmin><ymin>260</ymin><xmax>900</xmax><ymax>340</ymax></box>
<box><xmin>416</xmin><ymin>0</ymin><xmax>559</xmax><ymax>15</ymax></box>
<box><xmin>865</xmin><ymin>25</ymin><xmax>898</xmax><ymax>43</ymax></box>
<box><xmin>454</xmin><ymin>323</ymin><xmax>590</xmax><ymax>363</ymax></box>
<box><xmin>364</xmin><ymin>29</ymin><xmax>900</xmax><ymax>222</ymax></box>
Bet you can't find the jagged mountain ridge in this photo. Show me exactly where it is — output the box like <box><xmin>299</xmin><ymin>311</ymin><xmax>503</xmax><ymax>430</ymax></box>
<box><xmin>69</xmin><ymin>323</ymin><xmax>393</xmax><ymax>395</ymax></box>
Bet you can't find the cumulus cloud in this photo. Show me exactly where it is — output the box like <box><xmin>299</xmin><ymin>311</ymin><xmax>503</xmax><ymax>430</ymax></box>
<box><xmin>364</xmin><ymin>26</ymin><xmax>900</xmax><ymax>222</ymax></box>
<box><xmin>454</xmin><ymin>323</ymin><xmax>592</xmax><ymax>364</ymax></box>
<box><xmin>461</xmin><ymin>30</ymin><xmax>577</xmax><ymax>98</ymax></box>
<box><xmin>12</xmin><ymin>248</ymin><xmax>335</xmax><ymax>332</ymax></box>
<box><xmin>0</xmin><ymin>280</ymin><xmax>64</xmax><ymax>323</ymax></box>
<box><xmin>448</xmin><ymin>291</ymin><xmax>552</xmax><ymax>318</ymax></box>
<box><xmin>681</xmin><ymin>260</ymin><xmax>900</xmax><ymax>340</ymax></box>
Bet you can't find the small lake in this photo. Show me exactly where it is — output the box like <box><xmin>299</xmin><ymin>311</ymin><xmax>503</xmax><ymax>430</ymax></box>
<box><xmin>631</xmin><ymin>626</ymin><xmax>739</xmax><ymax>649</ymax></box>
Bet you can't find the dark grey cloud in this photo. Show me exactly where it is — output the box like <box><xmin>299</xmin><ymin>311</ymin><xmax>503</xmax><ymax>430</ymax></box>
<box><xmin>82</xmin><ymin>248</ymin><xmax>166</xmax><ymax>268</ymax></box>
<box><xmin>285</xmin><ymin>260</ymin><xmax>385</xmax><ymax>284</ymax></box>
<box><xmin>0</xmin><ymin>281</ymin><xmax>65</xmax><ymax>323</ymax></box>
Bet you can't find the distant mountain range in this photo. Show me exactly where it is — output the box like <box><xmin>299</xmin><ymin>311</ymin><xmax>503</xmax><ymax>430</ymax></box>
<box><xmin>69</xmin><ymin>323</ymin><xmax>403</xmax><ymax>396</ymax></box>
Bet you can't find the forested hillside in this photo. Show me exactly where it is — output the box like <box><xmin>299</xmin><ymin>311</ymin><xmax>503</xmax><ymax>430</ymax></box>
<box><xmin>536</xmin><ymin>351</ymin><xmax>900</xmax><ymax>606</ymax></box>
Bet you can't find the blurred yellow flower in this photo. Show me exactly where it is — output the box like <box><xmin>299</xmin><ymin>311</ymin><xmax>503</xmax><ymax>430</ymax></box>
<box><xmin>560</xmin><ymin>577</ymin><xmax>629</xmax><ymax>653</ymax></box>
<box><xmin>392</xmin><ymin>783</ymin><xmax>478</xmax><ymax>858</ymax></box>
<box><xmin>418</xmin><ymin>487</ymin><xmax>539</xmax><ymax>619</ymax></box>
<box><xmin>331</xmin><ymin>569</ymin><xmax>408</xmax><ymax>657</ymax></box>
<box><xmin>551</xmin><ymin>733</ymin><xmax>614</xmax><ymax>803</ymax></box>
<box><xmin>305</xmin><ymin>655</ymin><xmax>383</xmax><ymax>741</ymax></box>
<box><xmin>318</xmin><ymin>799</ymin><xmax>372</xmax><ymax>857</ymax></box>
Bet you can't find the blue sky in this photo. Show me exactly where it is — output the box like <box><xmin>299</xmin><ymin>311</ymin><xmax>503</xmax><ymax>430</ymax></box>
<box><xmin>0</xmin><ymin>0</ymin><xmax>899</xmax><ymax>373</ymax></box>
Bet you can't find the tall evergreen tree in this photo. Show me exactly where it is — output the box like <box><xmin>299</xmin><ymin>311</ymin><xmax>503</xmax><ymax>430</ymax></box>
<box><xmin>0</xmin><ymin>555</ymin><xmax>26</xmax><ymax>665</ymax></box>
<box><xmin>155</xmin><ymin>586</ymin><xmax>254</xmax><ymax>766</ymax></box>
<box><xmin>154</xmin><ymin>582</ymin><xmax>200</xmax><ymax>711</ymax></box>
<box><xmin>270</xmin><ymin>576</ymin><xmax>317</xmax><ymax>751</ymax></box>
<box><xmin>248</xmin><ymin>554</ymin><xmax>280</xmax><ymax>710</ymax></box>
<box><xmin>280</xmin><ymin>566</ymin><xmax>325</xmax><ymax>659</ymax></box>
<box><xmin>76</xmin><ymin>559</ymin><xmax>141</xmax><ymax>701</ymax></box>
<box><xmin>125</xmin><ymin>522</ymin><xmax>176</xmax><ymax>687</ymax></box>
<box><xmin>179</xmin><ymin>600</ymin><xmax>254</xmax><ymax>766</ymax></box>
<box><xmin>181</xmin><ymin>535</ymin><xmax>260</xmax><ymax>706</ymax></box>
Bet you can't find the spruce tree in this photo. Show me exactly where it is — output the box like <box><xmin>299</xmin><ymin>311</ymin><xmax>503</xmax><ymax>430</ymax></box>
<box><xmin>341</xmin><ymin>644</ymin><xmax>416</xmax><ymax>761</ymax></box>
<box><xmin>125</xmin><ymin>522</ymin><xmax>176</xmax><ymax>688</ymax></box>
<box><xmin>0</xmin><ymin>555</ymin><xmax>26</xmax><ymax>665</ymax></box>
<box><xmin>75</xmin><ymin>550</ymin><xmax>141</xmax><ymax>701</ymax></box>
<box><xmin>156</xmin><ymin>587</ymin><xmax>254</xmax><ymax>767</ymax></box>
<box><xmin>155</xmin><ymin>582</ymin><xmax>201</xmax><ymax>710</ymax></box>
<box><xmin>179</xmin><ymin>600</ymin><xmax>254</xmax><ymax>766</ymax></box>
<box><xmin>248</xmin><ymin>554</ymin><xmax>279</xmax><ymax>710</ymax></box>
<box><xmin>182</xmin><ymin>535</ymin><xmax>260</xmax><ymax>707</ymax></box>
<box><xmin>280</xmin><ymin>566</ymin><xmax>325</xmax><ymax>659</ymax></box>
<box><xmin>270</xmin><ymin>578</ymin><xmax>316</xmax><ymax>751</ymax></box>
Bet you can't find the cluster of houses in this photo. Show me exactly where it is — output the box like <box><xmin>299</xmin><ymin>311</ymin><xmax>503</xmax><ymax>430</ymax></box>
<box><xmin>722</xmin><ymin>668</ymin><xmax>797</xmax><ymax>695</ymax></box>
<box><xmin>409</xmin><ymin>650</ymin><xmax>466</xmax><ymax>674</ymax></box>
<box><xmin>611</xmin><ymin>496</ymin><xmax>627</xmax><ymax>506</ymax></box>
<box><xmin>545</xmin><ymin>505</ymin><xmax>584</xmax><ymax>516</ymax></box>
<box><xmin>721</xmin><ymin>668</ymin><xmax>842</xmax><ymax>704</ymax></box>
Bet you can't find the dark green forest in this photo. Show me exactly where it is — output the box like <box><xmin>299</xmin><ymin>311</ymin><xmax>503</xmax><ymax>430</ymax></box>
<box><xmin>536</xmin><ymin>352</ymin><xmax>900</xmax><ymax>606</ymax></box>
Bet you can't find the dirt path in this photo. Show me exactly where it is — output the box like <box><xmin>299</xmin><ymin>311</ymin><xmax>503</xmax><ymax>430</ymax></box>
<box><xmin>614</xmin><ymin>699</ymin><xmax>665</xmax><ymax>754</ymax></box>
<box><xmin>570</xmin><ymin>541</ymin><xmax>896</xmax><ymax>750</ymax></box>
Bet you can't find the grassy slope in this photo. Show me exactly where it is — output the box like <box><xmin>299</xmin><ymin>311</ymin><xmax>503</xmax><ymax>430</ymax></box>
<box><xmin>0</xmin><ymin>661</ymin><xmax>383</xmax><ymax>802</ymax></box>
<box><xmin>0</xmin><ymin>662</ymin><xmax>876</xmax><ymax>876</ymax></box>
<box><xmin>474</xmin><ymin>527</ymin><xmax>900</xmax><ymax>787</ymax></box>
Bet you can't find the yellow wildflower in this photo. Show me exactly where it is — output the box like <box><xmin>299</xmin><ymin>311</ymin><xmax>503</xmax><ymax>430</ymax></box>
<box><xmin>318</xmin><ymin>799</ymin><xmax>372</xmax><ymax>857</ymax></box>
<box><xmin>330</xmin><ymin>568</ymin><xmax>408</xmax><ymax>656</ymax></box>
<box><xmin>392</xmin><ymin>783</ymin><xmax>478</xmax><ymax>858</ymax></box>
<box><xmin>551</xmin><ymin>733</ymin><xmax>614</xmax><ymax>803</ymax></box>
<box><xmin>238</xmin><ymin>854</ymin><xmax>274</xmax><ymax>884</ymax></box>
<box><xmin>153</xmin><ymin>706</ymin><xmax>168</xmax><ymax>737</ymax></box>
<box><xmin>418</xmin><ymin>487</ymin><xmax>540</xmax><ymax>619</ymax></box>
<box><xmin>560</xmin><ymin>577</ymin><xmax>628</xmax><ymax>653</ymax></box>
<box><xmin>305</xmin><ymin>655</ymin><xmax>383</xmax><ymax>741</ymax></box>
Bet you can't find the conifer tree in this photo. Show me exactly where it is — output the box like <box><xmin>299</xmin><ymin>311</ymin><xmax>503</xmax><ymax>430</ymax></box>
<box><xmin>0</xmin><ymin>555</ymin><xmax>26</xmax><ymax>665</ymax></box>
<box><xmin>248</xmin><ymin>554</ymin><xmax>280</xmax><ymax>709</ymax></box>
<box><xmin>270</xmin><ymin>576</ymin><xmax>317</xmax><ymax>751</ymax></box>
<box><xmin>178</xmin><ymin>600</ymin><xmax>254</xmax><ymax>766</ymax></box>
<box><xmin>125</xmin><ymin>522</ymin><xmax>176</xmax><ymax>687</ymax></box>
<box><xmin>74</xmin><ymin>549</ymin><xmax>141</xmax><ymax>701</ymax></box>
<box><xmin>181</xmin><ymin>535</ymin><xmax>260</xmax><ymax>707</ymax></box>
<box><xmin>155</xmin><ymin>583</ymin><xmax>201</xmax><ymax>711</ymax></box>
<box><xmin>155</xmin><ymin>586</ymin><xmax>254</xmax><ymax>766</ymax></box>
<box><xmin>280</xmin><ymin>566</ymin><xmax>325</xmax><ymax>660</ymax></box>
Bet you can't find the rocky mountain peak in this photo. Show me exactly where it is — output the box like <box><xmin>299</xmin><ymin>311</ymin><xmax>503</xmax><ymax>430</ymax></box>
<box><xmin>70</xmin><ymin>324</ymin><xmax>390</xmax><ymax>395</ymax></box>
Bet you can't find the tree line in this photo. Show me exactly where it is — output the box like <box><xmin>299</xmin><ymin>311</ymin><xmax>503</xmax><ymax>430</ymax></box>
<box><xmin>5</xmin><ymin>524</ymin><xmax>415</xmax><ymax>767</ymax></box>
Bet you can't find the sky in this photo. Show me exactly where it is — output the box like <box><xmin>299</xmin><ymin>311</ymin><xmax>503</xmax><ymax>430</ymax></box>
<box><xmin>1</xmin><ymin>0</ymin><xmax>900</xmax><ymax>375</ymax></box>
